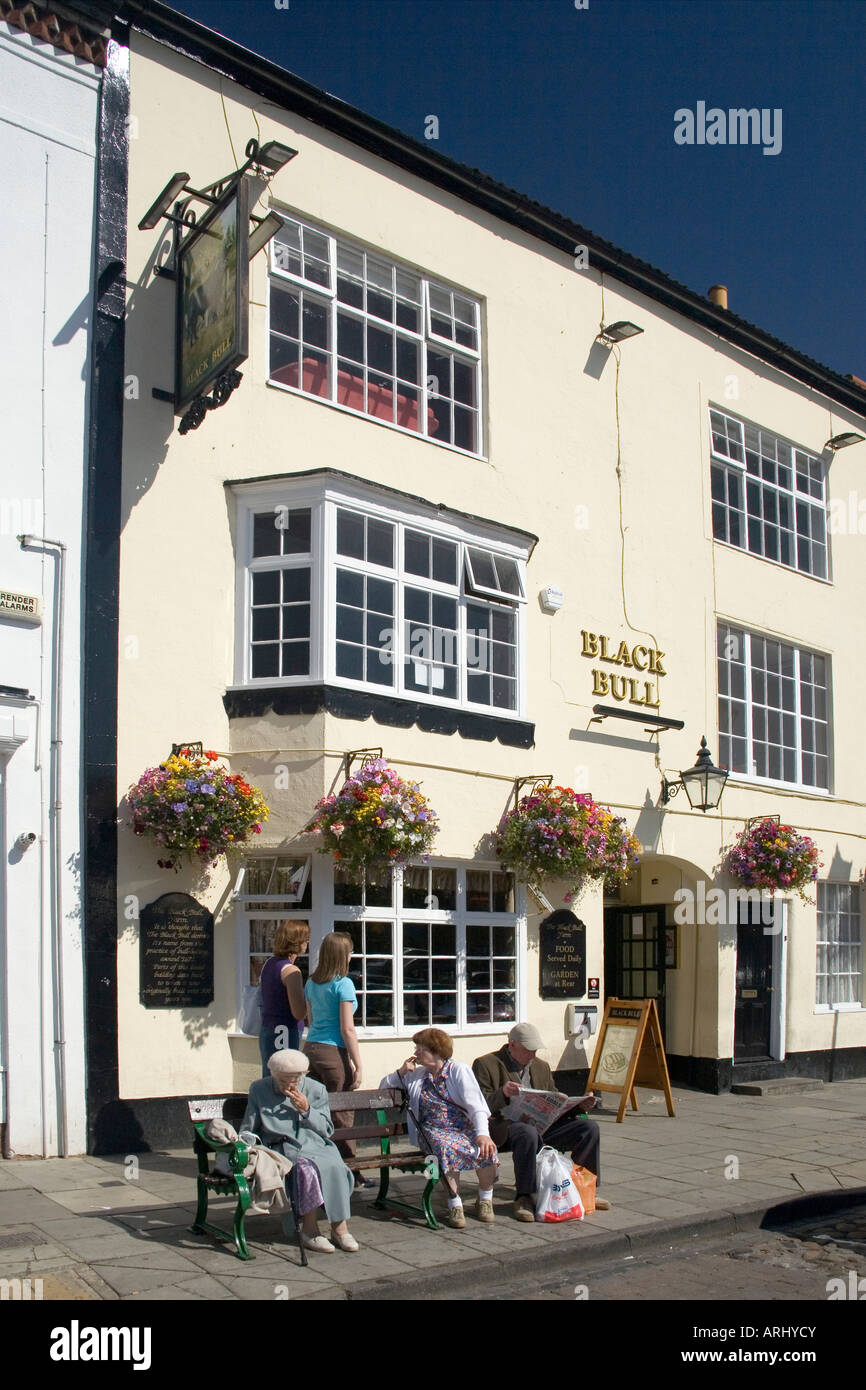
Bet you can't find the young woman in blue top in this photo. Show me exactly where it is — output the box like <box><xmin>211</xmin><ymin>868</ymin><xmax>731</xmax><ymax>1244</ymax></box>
<box><xmin>304</xmin><ymin>931</ymin><xmax>363</xmax><ymax>1165</ymax></box>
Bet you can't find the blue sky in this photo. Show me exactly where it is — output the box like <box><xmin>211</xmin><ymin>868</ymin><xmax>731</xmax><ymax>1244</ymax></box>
<box><xmin>169</xmin><ymin>0</ymin><xmax>865</xmax><ymax>380</ymax></box>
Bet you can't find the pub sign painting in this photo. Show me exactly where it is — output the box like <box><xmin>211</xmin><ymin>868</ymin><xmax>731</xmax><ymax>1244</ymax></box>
<box><xmin>175</xmin><ymin>177</ymin><xmax>250</xmax><ymax>412</ymax></box>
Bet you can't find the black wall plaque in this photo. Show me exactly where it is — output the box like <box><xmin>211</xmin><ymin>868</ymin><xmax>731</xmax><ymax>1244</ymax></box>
<box><xmin>539</xmin><ymin>919</ymin><xmax>586</xmax><ymax>1000</ymax></box>
<box><xmin>140</xmin><ymin>893</ymin><xmax>214</xmax><ymax>1008</ymax></box>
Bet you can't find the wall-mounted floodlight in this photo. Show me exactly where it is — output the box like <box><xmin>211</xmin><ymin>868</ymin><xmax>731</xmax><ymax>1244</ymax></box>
<box><xmin>599</xmin><ymin>320</ymin><xmax>644</xmax><ymax>344</ymax></box>
<box><xmin>254</xmin><ymin>141</ymin><xmax>298</xmax><ymax>173</ymax></box>
<box><xmin>138</xmin><ymin>172</ymin><xmax>191</xmax><ymax>230</ymax></box>
<box><xmin>248</xmin><ymin>211</ymin><xmax>284</xmax><ymax>260</ymax></box>
<box><xmin>825</xmin><ymin>432</ymin><xmax>865</xmax><ymax>451</ymax></box>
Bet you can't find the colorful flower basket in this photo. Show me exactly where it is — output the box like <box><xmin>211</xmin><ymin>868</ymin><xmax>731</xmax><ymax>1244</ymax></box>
<box><xmin>494</xmin><ymin>784</ymin><xmax>641</xmax><ymax>898</ymax></box>
<box><xmin>721</xmin><ymin>817</ymin><xmax>820</xmax><ymax>902</ymax></box>
<box><xmin>307</xmin><ymin>758</ymin><xmax>439</xmax><ymax>874</ymax></box>
<box><xmin>127</xmin><ymin>748</ymin><xmax>269</xmax><ymax>869</ymax></box>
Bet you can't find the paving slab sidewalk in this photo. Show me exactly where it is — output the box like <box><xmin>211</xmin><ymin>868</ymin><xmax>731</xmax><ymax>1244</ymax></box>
<box><xmin>1</xmin><ymin>1080</ymin><xmax>863</xmax><ymax>1301</ymax></box>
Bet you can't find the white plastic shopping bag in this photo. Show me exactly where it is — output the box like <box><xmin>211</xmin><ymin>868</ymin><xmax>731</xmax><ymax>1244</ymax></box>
<box><xmin>535</xmin><ymin>1145</ymin><xmax>585</xmax><ymax>1222</ymax></box>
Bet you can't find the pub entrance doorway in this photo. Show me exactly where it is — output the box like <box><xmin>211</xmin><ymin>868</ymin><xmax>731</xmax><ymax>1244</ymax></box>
<box><xmin>604</xmin><ymin>905</ymin><xmax>667</xmax><ymax>1043</ymax></box>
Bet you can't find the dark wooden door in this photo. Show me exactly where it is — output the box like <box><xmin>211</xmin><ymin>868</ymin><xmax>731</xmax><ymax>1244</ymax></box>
<box><xmin>604</xmin><ymin>907</ymin><xmax>666</xmax><ymax>1041</ymax></box>
<box><xmin>734</xmin><ymin>901</ymin><xmax>775</xmax><ymax>1060</ymax></box>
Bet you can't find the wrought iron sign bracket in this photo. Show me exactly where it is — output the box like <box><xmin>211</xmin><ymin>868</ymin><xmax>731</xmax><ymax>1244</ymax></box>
<box><xmin>344</xmin><ymin>747</ymin><xmax>383</xmax><ymax>778</ymax></box>
<box><xmin>745</xmin><ymin>814</ymin><xmax>780</xmax><ymax>830</ymax></box>
<box><xmin>513</xmin><ymin>775</ymin><xmax>554</xmax><ymax>810</ymax></box>
<box><xmin>172</xmin><ymin>741</ymin><xmax>203</xmax><ymax>757</ymax></box>
<box><xmin>178</xmin><ymin>370</ymin><xmax>244</xmax><ymax>435</ymax></box>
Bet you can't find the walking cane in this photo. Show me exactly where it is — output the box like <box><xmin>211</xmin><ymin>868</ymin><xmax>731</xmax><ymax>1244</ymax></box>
<box><xmin>286</xmin><ymin>1165</ymin><xmax>308</xmax><ymax>1268</ymax></box>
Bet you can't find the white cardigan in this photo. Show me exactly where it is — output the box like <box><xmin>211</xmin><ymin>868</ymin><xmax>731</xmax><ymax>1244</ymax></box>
<box><xmin>379</xmin><ymin>1059</ymin><xmax>491</xmax><ymax>1145</ymax></box>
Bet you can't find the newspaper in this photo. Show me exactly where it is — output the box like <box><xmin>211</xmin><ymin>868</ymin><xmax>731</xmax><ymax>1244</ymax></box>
<box><xmin>503</xmin><ymin>1087</ymin><xmax>594</xmax><ymax>1135</ymax></box>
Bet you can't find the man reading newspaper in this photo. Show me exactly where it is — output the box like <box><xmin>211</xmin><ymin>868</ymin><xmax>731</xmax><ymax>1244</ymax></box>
<box><xmin>473</xmin><ymin>1023</ymin><xmax>609</xmax><ymax>1222</ymax></box>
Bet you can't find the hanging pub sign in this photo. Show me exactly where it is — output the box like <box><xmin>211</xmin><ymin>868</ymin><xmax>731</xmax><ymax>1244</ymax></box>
<box><xmin>539</xmin><ymin>917</ymin><xmax>586</xmax><ymax>999</ymax></box>
<box><xmin>175</xmin><ymin>176</ymin><xmax>250</xmax><ymax>415</ymax></box>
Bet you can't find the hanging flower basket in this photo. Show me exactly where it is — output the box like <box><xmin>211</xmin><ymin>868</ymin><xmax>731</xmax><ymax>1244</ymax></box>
<box><xmin>307</xmin><ymin>758</ymin><xmax>439</xmax><ymax>875</ymax></box>
<box><xmin>494</xmin><ymin>784</ymin><xmax>641</xmax><ymax>899</ymax></box>
<box><xmin>721</xmin><ymin>817</ymin><xmax>820</xmax><ymax>902</ymax></box>
<box><xmin>127</xmin><ymin>748</ymin><xmax>270</xmax><ymax>870</ymax></box>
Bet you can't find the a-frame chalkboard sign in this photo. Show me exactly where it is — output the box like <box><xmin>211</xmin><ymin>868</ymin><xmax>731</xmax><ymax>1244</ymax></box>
<box><xmin>586</xmin><ymin>997</ymin><xmax>675</xmax><ymax>1123</ymax></box>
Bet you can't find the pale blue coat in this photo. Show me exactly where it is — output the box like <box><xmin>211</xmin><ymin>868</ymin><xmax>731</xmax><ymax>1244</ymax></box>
<box><xmin>241</xmin><ymin>1074</ymin><xmax>354</xmax><ymax>1225</ymax></box>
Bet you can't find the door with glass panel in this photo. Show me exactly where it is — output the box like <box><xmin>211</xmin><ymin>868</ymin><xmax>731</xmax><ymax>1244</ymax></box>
<box><xmin>604</xmin><ymin>907</ymin><xmax>666</xmax><ymax>1041</ymax></box>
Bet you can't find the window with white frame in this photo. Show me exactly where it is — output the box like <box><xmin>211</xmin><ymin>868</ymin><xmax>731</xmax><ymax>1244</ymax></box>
<box><xmin>327</xmin><ymin>864</ymin><xmax>519</xmax><ymax>1033</ymax></box>
<box><xmin>717</xmin><ymin>622</ymin><xmax>831</xmax><ymax>789</ymax></box>
<box><xmin>268</xmin><ymin>215</ymin><xmax>482</xmax><ymax>455</ymax></box>
<box><xmin>816</xmin><ymin>883</ymin><xmax>862</xmax><ymax>1008</ymax></box>
<box><xmin>238</xmin><ymin>479</ymin><xmax>528</xmax><ymax>716</ymax></box>
<box><xmin>709</xmin><ymin>408</ymin><xmax>828</xmax><ymax>579</ymax></box>
<box><xmin>241</xmin><ymin>860</ymin><xmax>521</xmax><ymax>1034</ymax></box>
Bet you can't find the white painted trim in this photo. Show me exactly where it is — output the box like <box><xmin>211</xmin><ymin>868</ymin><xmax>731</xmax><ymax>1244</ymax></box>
<box><xmin>770</xmin><ymin>898</ymin><xmax>787</xmax><ymax>1061</ymax></box>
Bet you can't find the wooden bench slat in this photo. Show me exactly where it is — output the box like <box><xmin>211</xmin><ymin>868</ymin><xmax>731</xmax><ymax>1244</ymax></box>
<box><xmin>331</xmin><ymin>1122</ymin><xmax>402</xmax><ymax>1141</ymax></box>
<box><xmin>327</xmin><ymin>1089</ymin><xmax>404</xmax><ymax>1110</ymax></box>
<box><xmin>344</xmin><ymin>1155</ymin><xmax>427</xmax><ymax>1171</ymax></box>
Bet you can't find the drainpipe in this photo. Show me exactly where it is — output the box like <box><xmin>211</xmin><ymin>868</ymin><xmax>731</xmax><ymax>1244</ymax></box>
<box><xmin>17</xmin><ymin>534</ymin><xmax>67</xmax><ymax>1157</ymax></box>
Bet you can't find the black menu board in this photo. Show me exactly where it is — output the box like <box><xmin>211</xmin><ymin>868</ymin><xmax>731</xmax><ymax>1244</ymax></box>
<box><xmin>539</xmin><ymin>918</ymin><xmax>586</xmax><ymax>999</ymax></box>
<box><xmin>140</xmin><ymin>893</ymin><xmax>214</xmax><ymax>1008</ymax></box>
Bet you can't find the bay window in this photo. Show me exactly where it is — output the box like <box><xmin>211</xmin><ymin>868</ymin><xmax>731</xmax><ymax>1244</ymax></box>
<box><xmin>233</xmin><ymin>475</ymin><xmax>530</xmax><ymax>720</ymax></box>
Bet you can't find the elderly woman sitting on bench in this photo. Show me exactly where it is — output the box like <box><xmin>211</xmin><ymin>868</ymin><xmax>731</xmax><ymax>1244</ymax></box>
<box><xmin>241</xmin><ymin>1048</ymin><xmax>358</xmax><ymax>1254</ymax></box>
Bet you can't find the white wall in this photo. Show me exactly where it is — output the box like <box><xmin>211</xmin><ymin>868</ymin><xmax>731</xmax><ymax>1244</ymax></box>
<box><xmin>0</xmin><ymin>23</ymin><xmax>100</xmax><ymax>1154</ymax></box>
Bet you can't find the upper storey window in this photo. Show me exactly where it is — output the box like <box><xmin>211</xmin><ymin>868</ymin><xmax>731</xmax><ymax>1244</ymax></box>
<box><xmin>268</xmin><ymin>216</ymin><xmax>482</xmax><ymax>456</ymax></box>
<box><xmin>709</xmin><ymin>408</ymin><xmax>828</xmax><ymax>579</ymax></box>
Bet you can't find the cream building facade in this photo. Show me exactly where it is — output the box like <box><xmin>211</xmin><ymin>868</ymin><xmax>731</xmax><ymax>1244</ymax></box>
<box><xmin>84</xmin><ymin>2</ymin><xmax>866</xmax><ymax>1149</ymax></box>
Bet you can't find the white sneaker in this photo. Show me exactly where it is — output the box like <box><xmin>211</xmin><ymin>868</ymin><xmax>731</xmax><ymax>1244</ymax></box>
<box><xmin>301</xmin><ymin>1233</ymin><xmax>335</xmax><ymax>1253</ymax></box>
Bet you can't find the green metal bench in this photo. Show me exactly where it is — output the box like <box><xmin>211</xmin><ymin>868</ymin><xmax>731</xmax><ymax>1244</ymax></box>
<box><xmin>188</xmin><ymin>1099</ymin><xmax>257</xmax><ymax>1261</ymax></box>
<box><xmin>330</xmin><ymin>1087</ymin><xmax>441</xmax><ymax>1230</ymax></box>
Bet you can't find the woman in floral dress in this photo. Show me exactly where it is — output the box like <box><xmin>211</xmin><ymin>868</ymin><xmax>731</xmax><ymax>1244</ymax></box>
<box><xmin>380</xmin><ymin>1028</ymin><xmax>499</xmax><ymax>1228</ymax></box>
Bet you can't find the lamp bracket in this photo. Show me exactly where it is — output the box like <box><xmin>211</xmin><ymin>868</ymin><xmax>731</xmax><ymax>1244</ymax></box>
<box><xmin>344</xmin><ymin>747</ymin><xmax>383</xmax><ymax>778</ymax></box>
<box><xmin>660</xmin><ymin>776</ymin><xmax>683</xmax><ymax>805</ymax></box>
<box><xmin>591</xmin><ymin>705</ymin><xmax>685</xmax><ymax>733</ymax></box>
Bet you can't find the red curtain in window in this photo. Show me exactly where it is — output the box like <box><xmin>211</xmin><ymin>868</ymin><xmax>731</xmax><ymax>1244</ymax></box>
<box><xmin>272</xmin><ymin>357</ymin><xmax>439</xmax><ymax>435</ymax></box>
